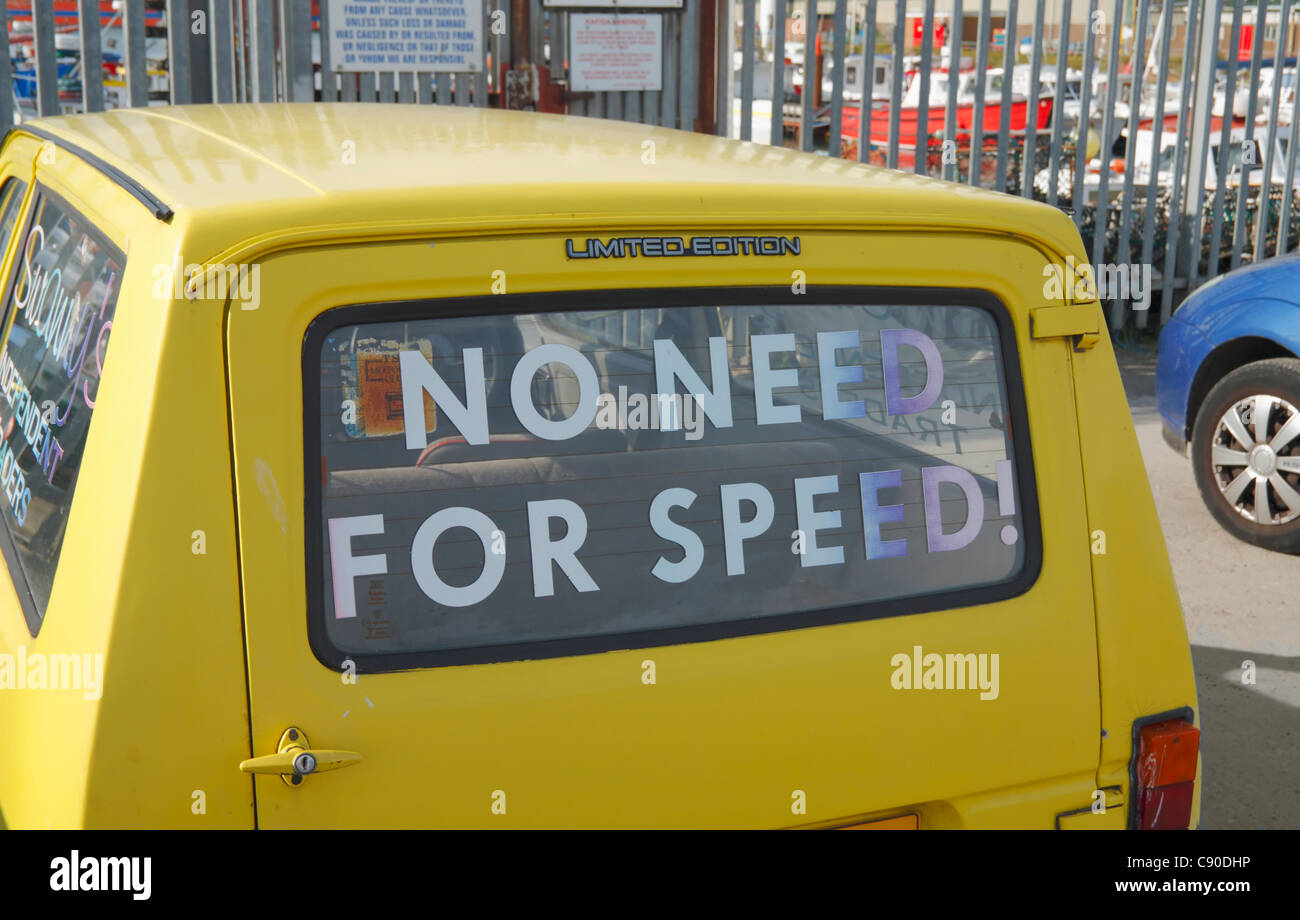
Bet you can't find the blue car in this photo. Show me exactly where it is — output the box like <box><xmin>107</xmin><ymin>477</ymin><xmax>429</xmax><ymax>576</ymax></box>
<box><xmin>1157</xmin><ymin>256</ymin><xmax>1300</xmax><ymax>553</ymax></box>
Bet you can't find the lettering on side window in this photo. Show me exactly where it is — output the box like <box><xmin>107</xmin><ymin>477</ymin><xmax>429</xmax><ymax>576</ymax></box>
<box><xmin>0</xmin><ymin>190</ymin><xmax>122</xmax><ymax>634</ymax></box>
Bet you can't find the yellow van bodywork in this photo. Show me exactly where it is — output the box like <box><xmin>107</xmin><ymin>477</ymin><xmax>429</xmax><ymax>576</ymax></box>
<box><xmin>0</xmin><ymin>105</ymin><xmax>1198</xmax><ymax>828</ymax></box>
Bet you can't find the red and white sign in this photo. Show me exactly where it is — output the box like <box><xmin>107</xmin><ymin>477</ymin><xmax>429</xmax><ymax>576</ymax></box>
<box><xmin>569</xmin><ymin>14</ymin><xmax>663</xmax><ymax>92</ymax></box>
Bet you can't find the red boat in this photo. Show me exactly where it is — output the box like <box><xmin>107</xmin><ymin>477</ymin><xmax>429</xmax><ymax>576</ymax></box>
<box><xmin>838</xmin><ymin>67</ymin><xmax>1054</xmax><ymax>167</ymax></box>
<box><xmin>841</xmin><ymin>95</ymin><xmax>1054</xmax><ymax>153</ymax></box>
<box><xmin>5</xmin><ymin>2</ymin><xmax>164</xmax><ymax>27</ymax></box>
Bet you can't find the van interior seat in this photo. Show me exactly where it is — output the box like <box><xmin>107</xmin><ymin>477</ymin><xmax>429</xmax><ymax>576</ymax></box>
<box><xmin>331</xmin><ymin>438</ymin><xmax>843</xmax><ymax>499</ymax></box>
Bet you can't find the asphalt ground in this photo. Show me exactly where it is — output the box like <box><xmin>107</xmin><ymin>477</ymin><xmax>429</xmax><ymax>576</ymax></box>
<box><xmin>1116</xmin><ymin>343</ymin><xmax>1300</xmax><ymax>830</ymax></box>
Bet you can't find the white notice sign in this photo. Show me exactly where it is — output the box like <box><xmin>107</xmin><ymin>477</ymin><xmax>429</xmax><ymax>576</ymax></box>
<box><xmin>544</xmin><ymin>0</ymin><xmax>681</xmax><ymax>6</ymax></box>
<box><xmin>328</xmin><ymin>0</ymin><xmax>483</xmax><ymax>73</ymax></box>
<box><xmin>569</xmin><ymin>14</ymin><xmax>663</xmax><ymax>92</ymax></box>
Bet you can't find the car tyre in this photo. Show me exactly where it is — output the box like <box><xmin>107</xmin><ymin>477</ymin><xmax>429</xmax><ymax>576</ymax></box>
<box><xmin>1191</xmin><ymin>357</ymin><xmax>1300</xmax><ymax>554</ymax></box>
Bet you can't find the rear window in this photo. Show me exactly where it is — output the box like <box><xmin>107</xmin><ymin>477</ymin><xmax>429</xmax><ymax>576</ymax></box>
<box><xmin>0</xmin><ymin>189</ymin><xmax>123</xmax><ymax>634</ymax></box>
<box><xmin>306</xmin><ymin>289</ymin><xmax>1040</xmax><ymax>671</ymax></box>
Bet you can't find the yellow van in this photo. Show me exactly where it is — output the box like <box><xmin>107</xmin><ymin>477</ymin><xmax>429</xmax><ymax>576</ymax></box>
<box><xmin>0</xmin><ymin>104</ymin><xmax>1198</xmax><ymax>829</ymax></box>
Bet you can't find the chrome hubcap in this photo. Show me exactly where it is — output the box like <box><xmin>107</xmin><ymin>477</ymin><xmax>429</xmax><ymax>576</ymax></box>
<box><xmin>1211</xmin><ymin>394</ymin><xmax>1300</xmax><ymax>525</ymax></box>
<box><xmin>1249</xmin><ymin>444</ymin><xmax>1277</xmax><ymax>477</ymax></box>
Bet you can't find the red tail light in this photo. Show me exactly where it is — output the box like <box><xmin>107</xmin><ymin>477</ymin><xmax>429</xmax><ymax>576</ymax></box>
<box><xmin>1134</xmin><ymin>717</ymin><xmax>1199</xmax><ymax>829</ymax></box>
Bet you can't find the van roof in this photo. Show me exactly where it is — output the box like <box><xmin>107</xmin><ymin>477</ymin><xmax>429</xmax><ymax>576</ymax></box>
<box><xmin>15</xmin><ymin>103</ymin><xmax>1081</xmax><ymax>260</ymax></box>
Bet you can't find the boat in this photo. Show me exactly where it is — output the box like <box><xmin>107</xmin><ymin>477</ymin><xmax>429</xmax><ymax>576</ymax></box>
<box><xmin>838</xmin><ymin>68</ymin><xmax>1054</xmax><ymax>162</ymax></box>
<box><xmin>1034</xmin><ymin>124</ymin><xmax>1279</xmax><ymax>205</ymax></box>
<box><xmin>829</xmin><ymin>53</ymin><xmax>896</xmax><ymax>102</ymax></box>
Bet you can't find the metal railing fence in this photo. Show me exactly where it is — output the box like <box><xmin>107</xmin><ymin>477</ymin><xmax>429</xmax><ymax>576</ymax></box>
<box><xmin>728</xmin><ymin>0</ymin><xmax>1300</xmax><ymax>327</ymax></box>
<box><xmin>5</xmin><ymin>1</ymin><xmax>1296</xmax><ymax>326</ymax></box>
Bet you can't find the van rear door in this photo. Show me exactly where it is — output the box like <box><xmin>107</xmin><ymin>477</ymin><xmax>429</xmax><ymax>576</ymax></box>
<box><xmin>228</xmin><ymin>230</ymin><xmax>1102</xmax><ymax>827</ymax></box>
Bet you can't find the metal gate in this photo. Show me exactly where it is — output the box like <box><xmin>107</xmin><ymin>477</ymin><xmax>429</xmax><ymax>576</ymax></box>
<box><xmin>6</xmin><ymin>1</ymin><xmax>1299</xmax><ymax>327</ymax></box>
<box><xmin>1</xmin><ymin>2</ymin><xmax>705</xmax><ymax>126</ymax></box>
<box><xmin>726</xmin><ymin>0</ymin><xmax>1300</xmax><ymax>328</ymax></box>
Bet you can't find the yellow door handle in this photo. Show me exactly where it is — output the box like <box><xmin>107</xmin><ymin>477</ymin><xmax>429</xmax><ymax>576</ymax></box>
<box><xmin>239</xmin><ymin>727</ymin><xmax>361</xmax><ymax>786</ymax></box>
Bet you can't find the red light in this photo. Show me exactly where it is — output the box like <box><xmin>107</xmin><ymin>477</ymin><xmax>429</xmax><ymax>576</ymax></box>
<box><xmin>1135</xmin><ymin>718</ymin><xmax>1199</xmax><ymax>829</ymax></box>
<box><xmin>1140</xmin><ymin>720</ymin><xmax>1199</xmax><ymax>786</ymax></box>
<box><xmin>1139</xmin><ymin>782</ymin><xmax>1195</xmax><ymax>830</ymax></box>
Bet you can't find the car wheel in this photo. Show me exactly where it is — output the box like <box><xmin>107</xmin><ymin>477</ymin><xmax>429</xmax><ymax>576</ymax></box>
<box><xmin>1191</xmin><ymin>357</ymin><xmax>1300</xmax><ymax>554</ymax></box>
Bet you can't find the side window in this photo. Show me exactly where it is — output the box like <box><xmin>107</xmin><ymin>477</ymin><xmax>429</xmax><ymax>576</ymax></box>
<box><xmin>0</xmin><ymin>189</ymin><xmax>124</xmax><ymax>634</ymax></box>
<box><xmin>0</xmin><ymin>180</ymin><xmax>25</xmax><ymax>235</ymax></box>
<box><xmin>307</xmin><ymin>292</ymin><xmax>1038</xmax><ymax>671</ymax></box>
<box><xmin>0</xmin><ymin>179</ymin><xmax>28</xmax><ymax>304</ymax></box>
